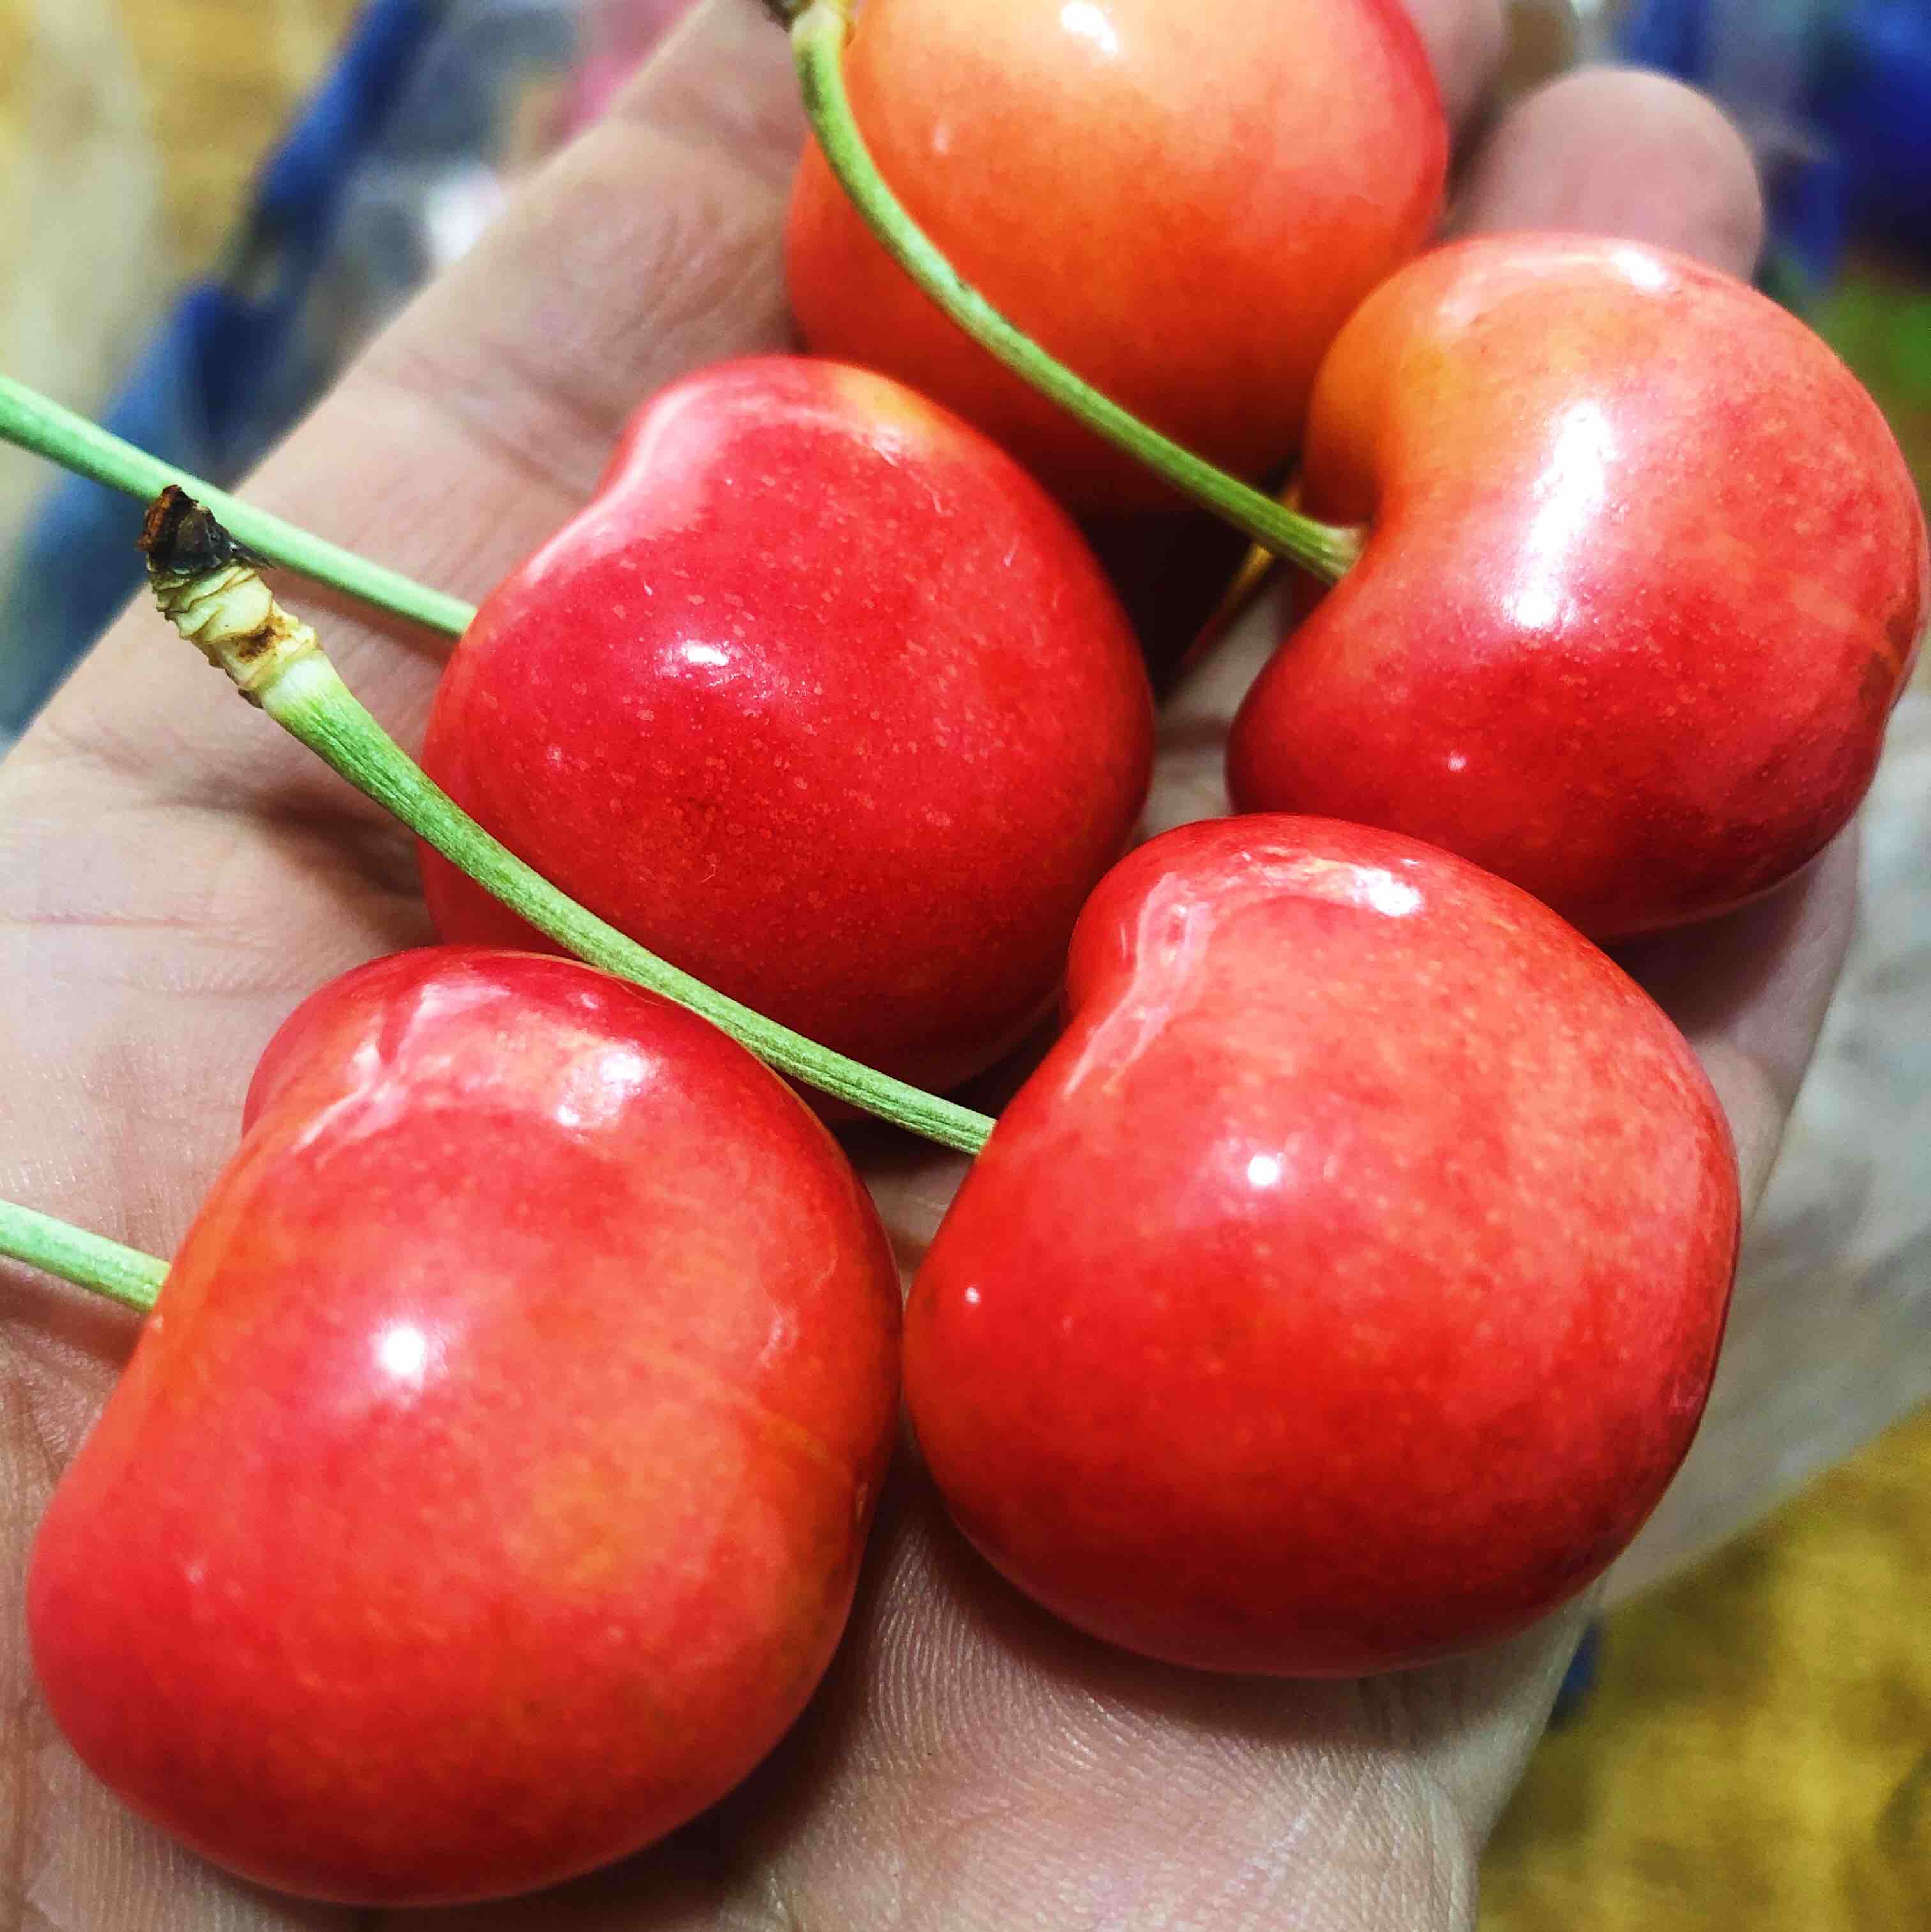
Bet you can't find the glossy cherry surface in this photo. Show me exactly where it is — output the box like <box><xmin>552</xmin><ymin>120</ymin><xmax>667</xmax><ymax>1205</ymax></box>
<box><xmin>906</xmin><ymin>818</ymin><xmax>1741</xmax><ymax>1677</ymax></box>
<box><xmin>420</xmin><ymin>356</ymin><xmax>1153</xmax><ymax>1098</ymax></box>
<box><xmin>1229</xmin><ymin>234</ymin><xmax>1930</xmax><ymax>938</ymax></box>
<box><xmin>29</xmin><ymin>949</ymin><xmax>901</xmax><ymax>1905</ymax></box>
<box><xmin>785</xmin><ymin>0</ymin><xmax>1446</xmax><ymax>509</ymax></box>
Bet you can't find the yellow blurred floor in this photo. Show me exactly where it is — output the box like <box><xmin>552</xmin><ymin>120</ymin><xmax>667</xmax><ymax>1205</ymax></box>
<box><xmin>3</xmin><ymin>3</ymin><xmax>1928</xmax><ymax>1927</ymax></box>
<box><xmin>11</xmin><ymin>0</ymin><xmax>365</xmax><ymax>272</ymax></box>
<box><xmin>1483</xmin><ymin>1403</ymin><xmax>1931</xmax><ymax>1929</ymax></box>
<box><xmin>0</xmin><ymin>0</ymin><xmax>362</xmax><ymax>559</ymax></box>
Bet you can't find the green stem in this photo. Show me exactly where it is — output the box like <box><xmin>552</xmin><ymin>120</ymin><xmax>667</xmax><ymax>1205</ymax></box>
<box><xmin>264</xmin><ymin>657</ymin><xmax>996</xmax><ymax>1155</ymax></box>
<box><xmin>0</xmin><ymin>1201</ymin><xmax>165</xmax><ymax>1314</ymax></box>
<box><xmin>783</xmin><ymin>0</ymin><xmax>1365</xmax><ymax>585</ymax></box>
<box><xmin>0</xmin><ymin>373</ymin><xmax>476</xmax><ymax>638</ymax></box>
<box><xmin>133</xmin><ymin>487</ymin><xmax>996</xmax><ymax>1153</ymax></box>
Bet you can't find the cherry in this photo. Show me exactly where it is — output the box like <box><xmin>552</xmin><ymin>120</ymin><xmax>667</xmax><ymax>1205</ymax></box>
<box><xmin>784</xmin><ymin>0</ymin><xmax>1446</xmax><ymax>510</ymax></box>
<box><xmin>1224</xmin><ymin>234</ymin><xmax>1930</xmax><ymax>938</ymax></box>
<box><xmin>905</xmin><ymin>817</ymin><xmax>1741</xmax><ymax>1677</ymax></box>
<box><xmin>27</xmin><ymin>948</ymin><xmax>901</xmax><ymax>1905</ymax></box>
<box><xmin>780</xmin><ymin>52</ymin><xmax>1925</xmax><ymax>934</ymax></box>
<box><xmin>419</xmin><ymin>356</ymin><xmax>1153</xmax><ymax>1098</ymax></box>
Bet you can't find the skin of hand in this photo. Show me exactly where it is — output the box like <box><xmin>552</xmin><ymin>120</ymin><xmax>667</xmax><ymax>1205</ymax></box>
<box><xmin>0</xmin><ymin>3</ymin><xmax>1859</xmax><ymax>1926</ymax></box>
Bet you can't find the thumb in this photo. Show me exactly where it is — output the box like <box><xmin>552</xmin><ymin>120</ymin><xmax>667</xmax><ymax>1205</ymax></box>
<box><xmin>35</xmin><ymin>0</ymin><xmax>805</xmax><ymax>788</ymax></box>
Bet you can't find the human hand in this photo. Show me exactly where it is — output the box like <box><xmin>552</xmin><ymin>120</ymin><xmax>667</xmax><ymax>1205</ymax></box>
<box><xmin>0</xmin><ymin>3</ymin><xmax>1855</xmax><ymax>1924</ymax></box>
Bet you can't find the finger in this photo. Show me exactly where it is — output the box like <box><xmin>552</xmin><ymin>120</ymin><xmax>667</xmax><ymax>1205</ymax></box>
<box><xmin>1153</xmin><ymin>63</ymin><xmax>1769</xmax><ymax>825</ymax></box>
<box><xmin>1402</xmin><ymin>0</ymin><xmax>1509</xmax><ymax>130</ymax></box>
<box><xmin>2</xmin><ymin>14</ymin><xmax>808</xmax><ymax>1926</ymax></box>
<box><xmin>1605</xmin><ymin>833</ymin><xmax>1874</xmax><ymax>1602</ymax></box>
<box><xmin>1449</xmin><ymin>65</ymin><xmax>1881</xmax><ymax>1604</ymax></box>
<box><xmin>1613</xmin><ymin>830</ymin><xmax>1861</xmax><ymax>1212</ymax></box>
<box><xmin>1450</xmin><ymin>64</ymin><xmax>1766</xmax><ymax>275</ymax></box>
<box><xmin>5</xmin><ymin>0</ymin><xmax>807</xmax><ymax>1259</ymax></box>
<box><xmin>1159</xmin><ymin>66</ymin><xmax>1771</xmax><ymax>842</ymax></box>
<box><xmin>1454</xmin><ymin>67</ymin><xmax>1842</xmax><ymax>1205</ymax></box>
<box><xmin>27</xmin><ymin>0</ymin><xmax>803</xmax><ymax>798</ymax></box>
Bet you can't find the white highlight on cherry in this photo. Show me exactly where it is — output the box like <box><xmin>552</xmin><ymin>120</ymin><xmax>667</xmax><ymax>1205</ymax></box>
<box><xmin>1061</xmin><ymin>3</ymin><xmax>1120</xmax><ymax>58</ymax></box>
<box><xmin>1508</xmin><ymin>400</ymin><xmax>1616</xmax><ymax>634</ymax></box>
<box><xmin>376</xmin><ymin>1323</ymin><xmax>430</xmax><ymax>1386</ymax></box>
<box><xmin>1608</xmin><ymin>243</ymin><xmax>1672</xmax><ymax>294</ymax></box>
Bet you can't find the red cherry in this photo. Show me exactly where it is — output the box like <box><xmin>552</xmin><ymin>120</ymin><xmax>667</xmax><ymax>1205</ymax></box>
<box><xmin>420</xmin><ymin>356</ymin><xmax>1153</xmax><ymax>1097</ymax></box>
<box><xmin>785</xmin><ymin>0</ymin><xmax>1446</xmax><ymax>509</ymax></box>
<box><xmin>905</xmin><ymin>817</ymin><xmax>1741</xmax><ymax>1677</ymax></box>
<box><xmin>1229</xmin><ymin>234</ymin><xmax>1931</xmax><ymax>938</ymax></box>
<box><xmin>28</xmin><ymin>949</ymin><xmax>900</xmax><ymax>1905</ymax></box>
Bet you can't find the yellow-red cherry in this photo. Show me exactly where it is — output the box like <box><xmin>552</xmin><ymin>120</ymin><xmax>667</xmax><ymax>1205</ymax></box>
<box><xmin>786</xmin><ymin>0</ymin><xmax>1448</xmax><ymax>509</ymax></box>
<box><xmin>30</xmin><ymin>949</ymin><xmax>900</xmax><ymax>1905</ymax></box>
<box><xmin>420</xmin><ymin>356</ymin><xmax>1153</xmax><ymax>1098</ymax></box>
<box><xmin>1230</xmin><ymin>234</ymin><xmax>1930</xmax><ymax>937</ymax></box>
<box><xmin>907</xmin><ymin>818</ymin><xmax>1741</xmax><ymax>1676</ymax></box>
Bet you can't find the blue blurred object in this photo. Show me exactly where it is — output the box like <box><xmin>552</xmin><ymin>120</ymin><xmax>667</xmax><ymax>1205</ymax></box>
<box><xmin>0</xmin><ymin>0</ymin><xmax>446</xmax><ymax>743</ymax></box>
<box><xmin>1616</xmin><ymin>0</ymin><xmax>1710</xmax><ymax>72</ymax></box>
<box><xmin>1810</xmin><ymin>3</ymin><xmax>1931</xmax><ymax>259</ymax></box>
<box><xmin>1549</xmin><ymin>1619</ymin><xmax>1604</xmax><ymax>1730</ymax></box>
<box><xmin>1617</xmin><ymin>0</ymin><xmax>1931</xmax><ymax>285</ymax></box>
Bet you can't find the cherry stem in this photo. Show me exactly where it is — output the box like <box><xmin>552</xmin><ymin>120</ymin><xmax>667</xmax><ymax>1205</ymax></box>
<box><xmin>276</xmin><ymin>666</ymin><xmax>996</xmax><ymax>1152</ymax></box>
<box><xmin>779</xmin><ymin>0</ymin><xmax>1365</xmax><ymax>584</ymax></box>
<box><xmin>140</xmin><ymin>492</ymin><xmax>997</xmax><ymax>1158</ymax></box>
<box><xmin>0</xmin><ymin>1200</ymin><xmax>165</xmax><ymax>1314</ymax></box>
<box><xmin>0</xmin><ymin>372</ymin><xmax>476</xmax><ymax>639</ymax></box>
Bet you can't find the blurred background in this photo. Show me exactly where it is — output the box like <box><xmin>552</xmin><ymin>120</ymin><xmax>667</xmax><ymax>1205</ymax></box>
<box><xmin>0</xmin><ymin>0</ymin><xmax>1925</xmax><ymax>1923</ymax></box>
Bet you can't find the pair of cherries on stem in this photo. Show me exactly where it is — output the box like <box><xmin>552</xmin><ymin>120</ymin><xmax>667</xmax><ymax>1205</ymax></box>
<box><xmin>782</xmin><ymin>0</ymin><xmax>1930</xmax><ymax>937</ymax></box>
<box><xmin>15</xmin><ymin>0</ymin><xmax>1919</xmax><ymax>1906</ymax></box>
<box><xmin>32</xmin><ymin>817</ymin><xmax>1738</xmax><ymax>1905</ymax></box>
<box><xmin>17</xmin><ymin>407</ymin><xmax>1742</xmax><ymax>1906</ymax></box>
<box><xmin>24</xmin><ymin>470</ymin><xmax>1736</xmax><ymax>1902</ymax></box>
<box><xmin>419</xmin><ymin>0</ymin><xmax>1927</xmax><ymax>1143</ymax></box>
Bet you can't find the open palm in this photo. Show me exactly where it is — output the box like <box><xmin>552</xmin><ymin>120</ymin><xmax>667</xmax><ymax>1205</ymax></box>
<box><xmin>0</xmin><ymin>3</ymin><xmax>1867</xmax><ymax>1924</ymax></box>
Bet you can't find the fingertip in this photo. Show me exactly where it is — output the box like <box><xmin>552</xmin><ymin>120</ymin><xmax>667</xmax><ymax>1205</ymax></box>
<box><xmin>1615</xmin><ymin>825</ymin><xmax>1861</xmax><ymax>1212</ymax></box>
<box><xmin>606</xmin><ymin>0</ymin><xmax>806</xmax><ymax>185</ymax></box>
<box><xmin>1453</xmin><ymin>65</ymin><xmax>1766</xmax><ymax>277</ymax></box>
<box><xmin>1403</xmin><ymin>0</ymin><xmax>1510</xmax><ymax>129</ymax></box>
